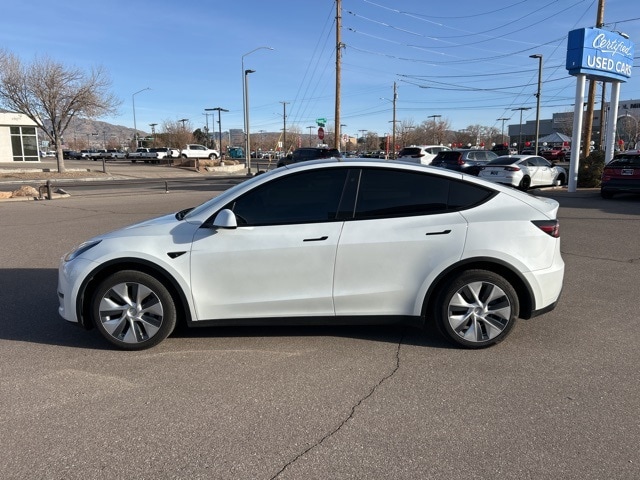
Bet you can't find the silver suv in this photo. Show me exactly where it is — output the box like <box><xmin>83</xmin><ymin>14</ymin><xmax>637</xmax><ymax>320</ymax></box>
<box><xmin>397</xmin><ymin>145</ymin><xmax>451</xmax><ymax>165</ymax></box>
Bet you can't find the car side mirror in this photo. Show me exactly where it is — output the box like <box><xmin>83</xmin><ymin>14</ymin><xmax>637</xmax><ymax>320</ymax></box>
<box><xmin>212</xmin><ymin>209</ymin><xmax>237</xmax><ymax>229</ymax></box>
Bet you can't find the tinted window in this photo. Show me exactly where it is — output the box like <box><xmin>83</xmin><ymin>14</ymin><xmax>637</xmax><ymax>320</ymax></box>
<box><xmin>437</xmin><ymin>151</ymin><xmax>462</xmax><ymax>164</ymax></box>
<box><xmin>448</xmin><ymin>180</ymin><xmax>494</xmax><ymax>210</ymax></box>
<box><xmin>399</xmin><ymin>148</ymin><xmax>422</xmax><ymax>156</ymax></box>
<box><xmin>528</xmin><ymin>156</ymin><xmax>548</xmax><ymax>167</ymax></box>
<box><xmin>227</xmin><ymin>169</ymin><xmax>348</xmax><ymax>226</ymax></box>
<box><xmin>610</xmin><ymin>154</ymin><xmax>640</xmax><ymax>166</ymax></box>
<box><xmin>354</xmin><ymin>169</ymin><xmax>449</xmax><ymax>219</ymax></box>
<box><xmin>487</xmin><ymin>157</ymin><xmax>519</xmax><ymax>166</ymax></box>
<box><xmin>353</xmin><ymin>169</ymin><xmax>493</xmax><ymax>219</ymax></box>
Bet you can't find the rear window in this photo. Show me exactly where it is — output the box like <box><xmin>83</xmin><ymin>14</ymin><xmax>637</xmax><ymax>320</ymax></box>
<box><xmin>486</xmin><ymin>157</ymin><xmax>519</xmax><ymax>166</ymax></box>
<box><xmin>399</xmin><ymin>148</ymin><xmax>422</xmax><ymax>157</ymax></box>
<box><xmin>435</xmin><ymin>151</ymin><xmax>463</xmax><ymax>164</ymax></box>
<box><xmin>610</xmin><ymin>154</ymin><xmax>640</xmax><ymax>166</ymax></box>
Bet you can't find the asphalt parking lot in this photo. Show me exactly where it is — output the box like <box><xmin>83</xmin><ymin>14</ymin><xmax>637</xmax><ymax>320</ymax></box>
<box><xmin>0</xmin><ymin>168</ymin><xmax>639</xmax><ymax>479</ymax></box>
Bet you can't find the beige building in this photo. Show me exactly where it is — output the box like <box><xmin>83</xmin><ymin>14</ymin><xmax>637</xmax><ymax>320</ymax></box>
<box><xmin>0</xmin><ymin>110</ymin><xmax>40</xmax><ymax>162</ymax></box>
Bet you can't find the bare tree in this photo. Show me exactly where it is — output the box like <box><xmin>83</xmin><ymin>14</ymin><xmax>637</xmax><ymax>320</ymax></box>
<box><xmin>161</xmin><ymin>119</ymin><xmax>194</xmax><ymax>149</ymax></box>
<box><xmin>0</xmin><ymin>50</ymin><xmax>120</xmax><ymax>172</ymax></box>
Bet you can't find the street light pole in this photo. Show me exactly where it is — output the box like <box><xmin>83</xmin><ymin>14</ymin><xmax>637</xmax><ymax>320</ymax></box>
<box><xmin>280</xmin><ymin>101</ymin><xmax>289</xmax><ymax>155</ymax></box>
<box><xmin>428</xmin><ymin>115</ymin><xmax>441</xmax><ymax>144</ymax></box>
<box><xmin>358</xmin><ymin>129</ymin><xmax>367</xmax><ymax>151</ymax></box>
<box><xmin>148</xmin><ymin>123</ymin><xmax>157</xmax><ymax>147</ymax></box>
<box><xmin>512</xmin><ymin>107</ymin><xmax>531</xmax><ymax>153</ymax></box>
<box><xmin>242</xmin><ymin>46</ymin><xmax>273</xmax><ymax>174</ymax></box>
<box><xmin>497</xmin><ymin>117</ymin><xmax>511</xmax><ymax>145</ymax></box>
<box><xmin>132</xmin><ymin>87</ymin><xmax>150</xmax><ymax>148</ymax></box>
<box><xmin>530</xmin><ymin>54</ymin><xmax>543</xmax><ymax>155</ymax></box>
<box><xmin>206</xmin><ymin>107</ymin><xmax>229</xmax><ymax>157</ymax></box>
<box><xmin>244</xmin><ymin>69</ymin><xmax>255</xmax><ymax>173</ymax></box>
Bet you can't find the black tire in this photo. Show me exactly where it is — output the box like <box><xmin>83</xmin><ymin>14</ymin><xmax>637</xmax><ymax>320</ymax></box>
<box><xmin>432</xmin><ymin>270</ymin><xmax>519</xmax><ymax>348</ymax></box>
<box><xmin>91</xmin><ymin>270</ymin><xmax>177</xmax><ymax>350</ymax></box>
<box><xmin>518</xmin><ymin>176</ymin><xmax>531</xmax><ymax>191</ymax></box>
<box><xmin>600</xmin><ymin>189</ymin><xmax>614</xmax><ymax>199</ymax></box>
<box><xmin>556</xmin><ymin>173</ymin><xmax>566</xmax><ymax>186</ymax></box>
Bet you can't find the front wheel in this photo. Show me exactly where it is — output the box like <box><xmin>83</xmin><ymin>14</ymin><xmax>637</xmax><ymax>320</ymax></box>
<box><xmin>432</xmin><ymin>270</ymin><xmax>519</xmax><ymax>348</ymax></box>
<box><xmin>91</xmin><ymin>270</ymin><xmax>177</xmax><ymax>350</ymax></box>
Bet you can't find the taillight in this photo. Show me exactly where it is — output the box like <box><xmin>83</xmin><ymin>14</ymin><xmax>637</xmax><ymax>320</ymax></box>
<box><xmin>532</xmin><ymin>220</ymin><xmax>559</xmax><ymax>238</ymax></box>
<box><xmin>504</xmin><ymin>166</ymin><xmax>521</xmax><ymax>171</ymax></box>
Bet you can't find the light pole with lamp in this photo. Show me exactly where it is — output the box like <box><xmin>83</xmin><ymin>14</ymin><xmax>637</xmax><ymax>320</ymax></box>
<box><xmin>358</xmin><ymin>129</ymin><xmax>367</xmax><ymax>151</ymax></box>
<box><xmin>428</xmin><ymin>114</ymin><xmax>441</xmax><ymax>144</ymax></box>
<box><xmin>530</xmin><ymin>54</ymin><xmax>543</xmax><ymax>154</ymax></box>
<box><xmin>497</xmin><ymin>117</ymin><xmax>511</xmax><ymax>145</ymax></box>
<box><xmin>244</xmin><ymin>69</ymin><xmax>255</xmax><ymax>173</ymax></box>
<box><xmin>206</xmin><ymin>107</ymin><xmax>228</xmax><ymax>157</ymax></box>
<box><xmin>148</xmin><ymin>123</ymin><xmax>157</xmax><ymax>146</ymax></box>
<box><xmin>242</xmin><ymin>46</ymin><xmax>274</xmax><ymax>174</ymax></box>
<box><xmin>512</xmin><ymin>107</ymin><xmax>531</xmax><ymax>153</ymax></box>
<box><xmin>132</xmin><ymin>87</ymin><xmax>150</xmax><ymax>148</ymax></box>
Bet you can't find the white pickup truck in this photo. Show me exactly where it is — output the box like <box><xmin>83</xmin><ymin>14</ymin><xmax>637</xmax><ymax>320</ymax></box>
<box><xmin>127</xmin><ymin>148</ymin><xmax>154</xmax><ymax>162</ymax></box>
<box><xmin>178</xmin><ymin>144</ymin><xmax>219</xmax><ymax>159</ymax></box>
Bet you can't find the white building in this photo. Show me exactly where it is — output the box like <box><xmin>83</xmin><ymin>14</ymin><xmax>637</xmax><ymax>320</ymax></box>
<box><xmin>0</xmin><ymin>110</ymin><xmax>40</xmax><ymax>163</ymax></box>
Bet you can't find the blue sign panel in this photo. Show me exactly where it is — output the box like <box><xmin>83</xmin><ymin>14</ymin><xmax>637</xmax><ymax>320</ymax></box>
<box><xmin>566</xmin><ymin>28</ymin><xmax>634</xmax><ymax>82</ymax></box>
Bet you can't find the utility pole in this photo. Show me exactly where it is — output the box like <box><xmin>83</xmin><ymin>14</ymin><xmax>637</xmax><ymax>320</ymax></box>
<box><xmin>280</xmin><ymin>101</ymin><xmax>289</xmax><ymax>154</ymax></box>
<box><xmin>392</xmin><ymin>82</ymin><xmax>397</xmax><ymax>158</ymax></box>
<box><xmin>335</xmin><ymin>0</ymin><xmax>342</xmax><ymax>150</ymax></box>
<box><xmin>583</xmin><ymin>0</ymin><xmax>606</xmax><ymax>153</ymax></box>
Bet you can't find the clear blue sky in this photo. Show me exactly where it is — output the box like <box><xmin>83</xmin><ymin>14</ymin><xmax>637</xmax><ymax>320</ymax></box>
<box><xmin>1</xmin><ymin>0</ymin><xmax>638</xmax><ymax>137</ymax></box>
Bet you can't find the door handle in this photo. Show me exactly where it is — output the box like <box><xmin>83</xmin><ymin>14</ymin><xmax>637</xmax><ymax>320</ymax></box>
<box><xmin>425</xmin><ymin>230</ymin><xmax>451</xmax><ymax>236</ymax></box>
<box><xmin>303</xmin><ymin>236</ymin><xmax>329</xmax><ymax>242</ymax></box>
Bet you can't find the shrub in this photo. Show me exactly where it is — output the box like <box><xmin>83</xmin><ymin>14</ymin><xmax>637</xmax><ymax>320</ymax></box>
<box><xmin>577</xmin><ymin>150</ymin><xmax>605</xmax><ymax>187</ymax></box>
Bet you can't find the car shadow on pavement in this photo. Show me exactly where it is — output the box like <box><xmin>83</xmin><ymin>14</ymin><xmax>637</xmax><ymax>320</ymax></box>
<box><xmin>0</xmin><ymin>268</ymin><xmax>451</xmax><ymax>350</ymax></box>
<box><xmin>533</xmin><ymin>189</ymin><xmax>640</xmax><ymax>216</ymax></box>
<box><xmin>0</xmin><ymin>268</ymin><xmax>111</xmax><ymax>350</ymax></box>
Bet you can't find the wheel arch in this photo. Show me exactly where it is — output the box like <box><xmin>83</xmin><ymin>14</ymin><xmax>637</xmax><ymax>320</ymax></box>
<box><xmin>421</xmin><ymin>257</ymin><xmax>535</xmax><ymax>323</ymax></box>
<box><xmin>77</xmin><ymin>258</ymin><xmax>192</xmax><ymax>330</ymax></box>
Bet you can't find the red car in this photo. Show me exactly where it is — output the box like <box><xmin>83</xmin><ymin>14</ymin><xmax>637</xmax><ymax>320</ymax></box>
<box><xmin>601</xmin><ymin>151</ymin><xmax>640</xmax><ymax>199</ymax></box>
<box><xmin>541</xmin><ymin>147</ymin><xmax>568</xmax><ymax>161</ymax></box>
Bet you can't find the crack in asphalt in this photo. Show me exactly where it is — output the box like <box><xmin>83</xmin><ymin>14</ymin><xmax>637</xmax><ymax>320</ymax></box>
<box><xmin>270</xmin><ymin>329</ymin><xmax>406</xmax><ymax>479</ymax></box>
<box><xmin>562</xmin><ymin>250</ymin><xmax>640</xmax><ymax>264</ymax></box>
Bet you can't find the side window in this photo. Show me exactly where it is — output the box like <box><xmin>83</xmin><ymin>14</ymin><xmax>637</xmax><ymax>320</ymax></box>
<box><xmin>448</xmin><ymin>180</ymin><xmax>494</xmax><ymax>210</ymax></box>
<box><xmin>354</xmin><ymin>169</ymin><xmax>449</xmax><ymax>219</ymax></box>
<box><xmin>226</xmin><ymin>169</ymin><xmax>348</xmax><ymax>226</ymax></box>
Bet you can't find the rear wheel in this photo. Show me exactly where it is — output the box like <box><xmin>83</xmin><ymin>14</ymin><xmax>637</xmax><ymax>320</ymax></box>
<box><xmin>91</xmin><ymin>270</ymin><xmax>176</xmax><ymax>350</ymax></box>
<box><xmin>432</xmin><ymin>270</ymin><xmax>519</xmax><ymax>348</ymax></box>
<box><xmin>518</xmin><ymin>176</ymin><xmax>531</xmax><ymax>190</ymax></box>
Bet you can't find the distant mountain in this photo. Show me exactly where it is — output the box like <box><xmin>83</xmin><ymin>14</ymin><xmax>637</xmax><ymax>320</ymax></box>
<box><xmin>42</xmin><ymin>117</ymin><xmax>147</xmax><ymax>149</ymax></box>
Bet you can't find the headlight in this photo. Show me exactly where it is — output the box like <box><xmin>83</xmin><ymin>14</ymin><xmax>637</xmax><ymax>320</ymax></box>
<box><xmin>64</xmin><ymin>240</ymin><xmax>102</xmax><ymax>262</ymax></box>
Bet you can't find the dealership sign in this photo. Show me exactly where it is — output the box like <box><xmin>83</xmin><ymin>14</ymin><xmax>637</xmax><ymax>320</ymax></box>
<box><xmin>566</xmin><ymin>27</ymin><xmax>634</xmax><ymax>82</ymax></box>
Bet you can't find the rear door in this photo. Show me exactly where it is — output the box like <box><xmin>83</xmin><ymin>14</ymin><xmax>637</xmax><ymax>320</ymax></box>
<box><xmin>333</xmin><ymin>168</ymin><xmax>469</xmax><ymax>316</ymax></box>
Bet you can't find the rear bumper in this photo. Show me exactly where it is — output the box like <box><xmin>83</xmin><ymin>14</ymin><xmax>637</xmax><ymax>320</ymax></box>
<box><xmin>601</xmin><ymin>179</ymin><xmax>640</xmax><ymax>194</ymax></box>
